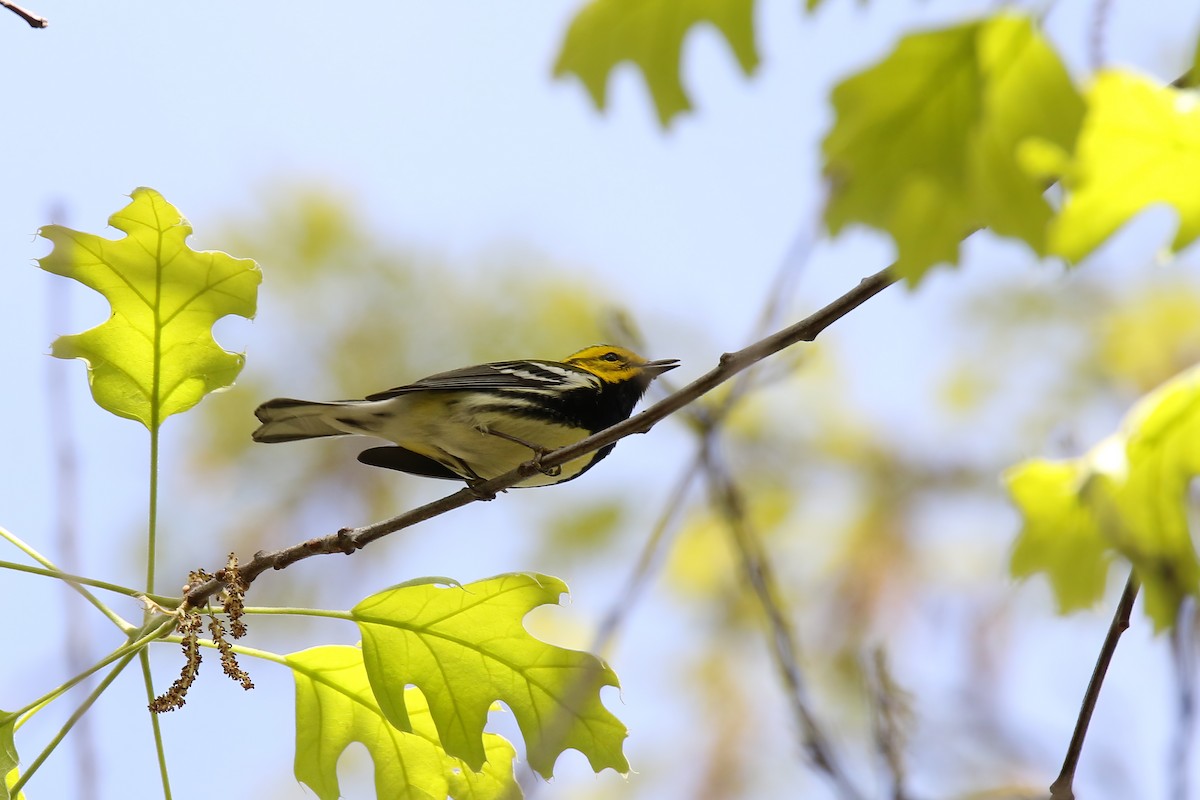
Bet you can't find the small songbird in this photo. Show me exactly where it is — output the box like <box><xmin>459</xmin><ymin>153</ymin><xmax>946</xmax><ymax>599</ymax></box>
<box><xmin>251</xmin><ymin>345</ymin><xmax>679</xmax><ymax>488</ymax></box>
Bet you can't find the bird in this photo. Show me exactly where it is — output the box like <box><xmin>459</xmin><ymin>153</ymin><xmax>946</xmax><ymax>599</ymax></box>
<box><xmin>251</xmin><ymin>344</ymin><xmax>679</xmax><ymax>488</ymax></box>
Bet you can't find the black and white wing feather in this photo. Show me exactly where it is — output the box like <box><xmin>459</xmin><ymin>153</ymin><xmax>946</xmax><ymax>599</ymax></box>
<box><xmin>364</xmin><ymin>360</ymin><xmax>600</xmax><ymax>400</ymax></box>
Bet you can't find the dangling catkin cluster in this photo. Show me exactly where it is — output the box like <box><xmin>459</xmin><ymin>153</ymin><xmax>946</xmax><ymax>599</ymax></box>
<box><xmin>149</xmin><ymin>557</ymin><xmax>255</xmax><ymax>713</ymax></box>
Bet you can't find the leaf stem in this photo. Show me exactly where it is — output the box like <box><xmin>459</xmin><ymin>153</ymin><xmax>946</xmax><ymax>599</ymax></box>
<box><xmin>163</xmin><ymin>635</ymin><xmax>288</xmax><ymax>666</ymax></box>
<box><xmin>10</xmin><ymin>617</ymin><xmax>177</xmax><ymax>721</ymax></box>
<box><xmin>0</xmin><ymin>559</ymin><xmax>162</xmax><ymax>606</ymax></box>
<box><xmin>140</xmin><ymin>649</ymin><xmax>172</xmax><ymax>800</ymax></box>
<box><xmin>147</xmin><ymin>424</ymin><xmax>160</xmax><ymax>600</ymax></box>
<box><xmin>238</xmin><ymin>606</ymin><xmax>353</xmax><ymax>620</ymax></box>
<box><xmin>7</xmin><ymin>650</ymin><xmax>137</xmax><ymax>796</ymax></box>
<box><xmin>0</xmin><ymin>526</ymin><xmax>130</xmax><ymax>630</ymax></box>
<box><xmin>1050</xmin><ymin>570</ymin><xmax>1140</xmax><ymax>799</ymax></box>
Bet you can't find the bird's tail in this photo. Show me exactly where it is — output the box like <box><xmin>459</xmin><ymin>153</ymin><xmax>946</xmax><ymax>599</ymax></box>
<box><xmin>252</xmin><ymin>398</ymin><xmax>359</xmax><ymax>443</ymax></box>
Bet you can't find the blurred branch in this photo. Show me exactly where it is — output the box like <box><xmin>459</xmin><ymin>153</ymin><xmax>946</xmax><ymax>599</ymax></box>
<box><xmin>181</xmin><ymin>265</ymin><xmax>897</xmax><ymax>611</ymax></box>
<box><xmin>1088</xmin><ymin>0</ymin><xmax>1113</xmax><ymax>72</ymax></box>
<box><xmin>701</xmin><ymin>437</ymin><xmax>865</xmax><ymax>800</ymax></box>
<box><xmin>1170</xmin><ymin>599</ymin><xmax>1196</xmax><ymax>800</ymax></box>
<box><xmin>1</xmin><ymin>0</ymin><xmax>46</xmax><ymax>27</ymax></box>
<box><xmin>45</xmin><ymin>201</ymin><xmax>99</xmax><ymax>800</ymax></box>
<box><xmin>1050</xmin><ymin>571</ymin><xmax>1139</xmax><ymax>799</ymax></box>
<box><xmin>866</xmin><ymin>648</ymin><xmax>913</xmax><ymax>800</ymax></box>
<box><xmin>592</xmin><ymin>461</ymin><xmax>702</xmax><ymax>652</ymax></box>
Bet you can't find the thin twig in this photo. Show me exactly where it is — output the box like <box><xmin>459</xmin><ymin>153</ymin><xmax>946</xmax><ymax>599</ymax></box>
<box><xmin>1169</xmin><ymin>598</ymin><xmax>1196</xmax><ymax>800</ymax></box>
<box><xmin>1088</xmin><ymin>0</ymin><xmax>1113</xmax><ymax>72</ymax></box>
<box><xmin>1049</xmin><ymin>570</ymin><xmax>1140</xmax><ymax>799</ymax></box>
<box><xmin>181</xmin><ymin>266</ymin><xmax>897</xmax><ymax>610</ymax></box>
<box><xmin>0</xmin><ymin>0</ymin><xmax>46</xmax><ymax>27</ymax></box>
<box><xmin>592</xmin><ymin>461</ymin><xmax>702</xmax><ymax>651</ymax></box>
<box><xmin>866</xmin><ymin>648</ymin><xmax>913</xmax><ymax>800</ymax></box>
<box><xmin>701</xmin><ymin>437</ymin><xmax>864</xmax><ymax>800</ymax></box>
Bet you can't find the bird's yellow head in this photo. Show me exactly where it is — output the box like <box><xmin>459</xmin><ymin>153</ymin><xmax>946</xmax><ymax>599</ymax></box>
<box><xmin>564</xmin><ymin>345</ymin><xmax>680</xmax><ymax>385</ymax></box>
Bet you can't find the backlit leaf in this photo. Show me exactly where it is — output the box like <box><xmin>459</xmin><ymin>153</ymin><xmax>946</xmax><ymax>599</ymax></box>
<box><xmin>1049</xmin><ymin>71</ymin><xmax>1200</xmax><ymax>262</ymax></box>
<box><xmin>1008</xmin><ymin>460</ymin><xmax>1111</xmax><ymax>611</ymax></box>
<box><xmin>1</xmin><ymin>712</ymin><xmax>19</xmax><ymax>800</ymax></box>
<box><xmin>353</xmin><ymin>574</ymin><xmax>628</xmax><ymax>778</ymax></box>
<box><xmin>38</xmin><ymin>188</ymin><xmax>261</xmax><ymax>429</ymax></box>
<box><xmin>288</xmin><ymin>645</ymin><xmax>519</xmax><ymax>800</ymax></box>
<box><xmin>823</xmin><ymin>14</ymin><xmax>1082</xmax><ymax>284</ymax></box>
<box><xmin>1006</xmin><ymin>364</ymin><xmax>1200</xmax><ymax>629</ymax></box>
<box><xmin>554</xmin><ymin>0</ymin><xmax>758</xmax><ymax>127</ymax></box>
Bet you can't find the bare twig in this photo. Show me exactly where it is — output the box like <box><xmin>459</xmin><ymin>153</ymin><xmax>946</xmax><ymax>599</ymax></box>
<box><xmin>866</xmin><ymin>648</ymin><xmax>913</xmax><ymax>800</ymax></box>
<box><xmin>701</xmin><ymin>439</ymin><xmax>865</xmax><ymax>800</ymax></box>
<box><xmin>1170</xmin><ymin>599</ymin><xmax>1196</xmax><ymax>800</ymax></box>
<box><xmin>180</xmin><ymin>266</ymin><xmax>897</xmax><ymax>611</ymax></box>
<box><xmin>1049</xmin><ymin>570</ymin><xmax>1140</xmax><ymax>799</ymax></box>
<box><xmin>592</xmin><ymin>461</ymin><xmax>702</xmax><ymax>651</ymax></box>
<box><xmin>1088</xmin><ymin>0</ymin><xmax>1113</xmax><ymax>72</ymax></box>
<box><xmin>1</xmin><ymin>0</ymin><xmax>46</xmax><ymax>27</ymax></box>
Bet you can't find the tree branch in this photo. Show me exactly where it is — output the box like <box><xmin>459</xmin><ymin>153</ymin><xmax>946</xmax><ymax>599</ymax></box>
<box><xmin>866</xmin><ymin>647</ymin><xmax>913</xmax><ymax>800</ymax></box>
<box><xmin>1049</xmin><ymin>570</ymin><xmax>1139</xmax><ymax>799</ymax></box>
<box><xmin>1</xmin><ymin>0</ymin><xmax>46</xmax><ymax>27</ymax></box>
<box><xmin>182</xmin><ymin>265</ymin><xmax>897</xmax><ymax>611</ymax></box>
<box><xmin>701</xmin><ymin>437</ymin><xmax>865</xmax><ymax>800</ymax></box>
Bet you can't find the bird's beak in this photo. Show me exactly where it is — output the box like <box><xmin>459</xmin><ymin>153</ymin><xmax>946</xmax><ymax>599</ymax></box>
<box><xmin>643</xmin><ymin>358</ymin><xmax>680</xmax><ymax>375</ymax></box>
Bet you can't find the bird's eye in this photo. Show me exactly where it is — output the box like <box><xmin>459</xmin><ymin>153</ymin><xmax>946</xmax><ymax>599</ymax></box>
<box><xmin>601</xmin><ymin>352</ymin><xmax>621</xmax><ymax>362</ymax></box>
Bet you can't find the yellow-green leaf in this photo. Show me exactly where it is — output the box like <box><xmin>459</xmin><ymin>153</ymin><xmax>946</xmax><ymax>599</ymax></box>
<box><xmin>38</xmin><ymin>188</ymin><xmax>261</xmax><ymax>429</ymax></box>
<box><xmin>1006</xmin><ymin>364</ymin><xmax>1200</xmax><ymax>629</ymax></box>
<box><xmin>1</xmin><ymin>712</ymin><xmax>20</xmax><ymax>800</ymax></box>
<box><xmin>554</xmin><ymin>0</ymin><xmax>758</xmax><ymax>127</ymax></box>
<box><xmin>1184</xmin><ymin>33</ymin><xmax>1200</xmax><ymax>88</ymax></box>
<box><xmin>353</xmin><ymin>574</ymin><xmax>628</xmax><ymax>778</ymax></box>
<box><xmin>805</xmin><ymin>0</ymin><xmax>869</xmax><ymax>11</ymax></box>
<box><xmin>1049</xmin><ymin>71</ymin><xmax>1200</xmax><ymax>262</ymax></box>
<box><xmin>1007</xmin><ymin>460</ymin><xmax>1111</xmax><ymax>611</ymax></box>
<box><xmin>288</xmin><ymin>645</ymin><xmax>519</xmax><ymax>800</ymax></box>
<box><xmin>822</xmin><ymin>14</ymin><xmax>1083</xmax><ymax>284</ymax></box>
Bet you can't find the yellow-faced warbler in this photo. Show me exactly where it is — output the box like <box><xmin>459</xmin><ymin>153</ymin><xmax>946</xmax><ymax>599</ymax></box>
<box><xmin>251</xmin><ymin>345</ymin><xmax>679</xmax><ymax>488</ymax></box>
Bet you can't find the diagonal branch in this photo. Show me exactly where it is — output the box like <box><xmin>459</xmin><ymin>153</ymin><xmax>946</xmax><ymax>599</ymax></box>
<box><xmin>182</xmin><ymin>265</ymin><xmax>897</xmax><ymax>611</ymax></box>
<box><xmin>1</xmin><ymin>0</ymin><xmax>46</xmax><ymax>27</ymax></box>
<box><xmin>1050</xmin><ymin>570</ymin><xmax>1139</xmax><ymax>799</ymax></box>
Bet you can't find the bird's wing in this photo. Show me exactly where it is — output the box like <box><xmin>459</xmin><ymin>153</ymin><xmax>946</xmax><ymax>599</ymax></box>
<box><xmin>364</xmin><ymin>360</ymin><xmax>595</xmax><ymax>401</ymax></box>
<box><xmin>357</xmin><ymin>446</ymin><xmax>464</xmax><ymax>480</ymax></box>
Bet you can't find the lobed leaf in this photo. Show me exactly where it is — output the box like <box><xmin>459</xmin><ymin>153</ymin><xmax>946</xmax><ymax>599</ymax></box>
<box><xmin>554</xmin><ymin>0</ymin><xmax>758</xmax><ymax>127</ymax></box>
<box><xmin>1049</xmin><ymin>71</ymin><xmax>1200</xmax><ymax>262</ymax></box>
<box><xmin>822</xmin><ymin>13</ymin><xmax>1082</xmax><ymax>284</ymax></box>
<box><xmin>1006</xmin><ymin>365</ymin><xmax>1200</xmax><ymax>629</ymax></box>
<box><xmin>1007</xmin><ymin>460</ymin><xmax>1111</xmax><ymax>611</ymax></box>
<box><xmin>352</xmin><ymin>573</ymin><xmax>628</xmax><ymax>778</ymax></box>
<box><xmin>38</xmin><ymin>188</ymin><xmax>261</xmax><ymax>429</ymax></box>
<box><xmin>288</xmin><ymin>645</ymin><xmax>519</xmax><ymax>800</ymax></box>
<box><xmin>1</xmin><ymin>712</ymin><xmax>19</xmax><ymax>800</ymax></box>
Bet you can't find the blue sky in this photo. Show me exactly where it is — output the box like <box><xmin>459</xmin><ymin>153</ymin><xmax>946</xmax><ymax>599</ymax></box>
<box><xmin>3</xmin><ymin>1</ymin><xmax>1200</xmax><ymax>798</ymax></box>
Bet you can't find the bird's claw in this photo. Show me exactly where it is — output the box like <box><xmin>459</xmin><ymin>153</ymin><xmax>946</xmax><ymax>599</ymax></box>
<box><xmin>466</xmin><ymin>479</ymin><xmax>499</xmax><ymax>500</ymax></box>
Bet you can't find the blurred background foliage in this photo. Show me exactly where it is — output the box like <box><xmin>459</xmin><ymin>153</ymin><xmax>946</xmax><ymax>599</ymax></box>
<box><xmin>166</xmin><ymin>183</ymin><xmax>1200</xmax><ymax>798</ymax></box>
<box><xmin>9</xmin><ymin>1</ymin><xmax>1200</xmax><ymax>797</ymax></box>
